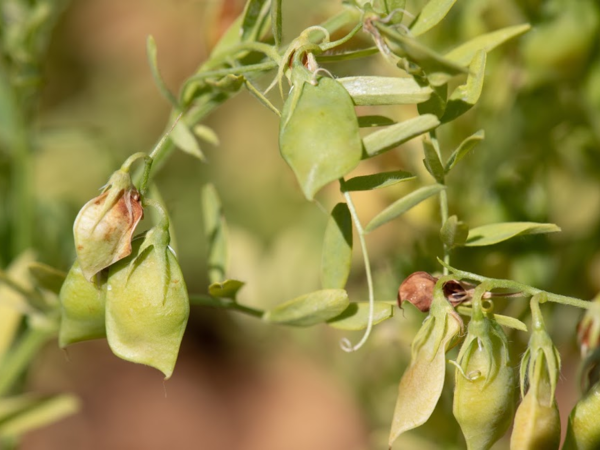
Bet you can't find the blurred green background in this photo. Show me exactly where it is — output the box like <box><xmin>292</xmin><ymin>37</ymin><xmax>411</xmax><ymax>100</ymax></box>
<box><xmin>1</xmin><ymin>0</ymin><xmax>600</xmax><ymax>449</ymax></box>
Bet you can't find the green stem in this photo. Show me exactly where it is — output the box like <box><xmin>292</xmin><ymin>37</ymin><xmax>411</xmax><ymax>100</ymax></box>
<box><xmin>429</xmin><ymin>130</ymin><xmax>449</xmax><ymax>275</ymax></box>
<box><xmin>189</xmin><ymin>294</ymin><xmax>263</xmax><ymax>318</ymax></box>
<box><xmin>0</xmin><ymin>328</ymin><xmax>52</xmax><ymax>396</ymax></box>
<box><xmin>341</xmin><ymin>188</ymin><xmax>375</xmax><ymax>352</ymax></box>
<box><xmin>440</xmin><ymin>261</ymin><xmax>592</xmax><ymax>310</ymax></box>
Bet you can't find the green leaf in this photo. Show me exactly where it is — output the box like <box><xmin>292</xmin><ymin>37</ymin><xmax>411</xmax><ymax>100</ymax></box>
<box><xmin>0</xmin><ymin>394</ymin><xmax>79</xmax><ymax>438</ymax></box>
<box><xmin>410</xmin><ymin>0</ymin><xmax>457</xmax><ymax>37</ymax></box>
<box><xmin>322</xmin><ymin>203</ymin><xmax>353</xmax><ymax>290</ymax></box>
<box><xmin>146</xmin><ymin>36</ymin><xmax>179</xmax><ymax>108</ymax></box>
<box><xmin>445</xmin><ymin>130</ymin><xmax>484</xmax><ymax>173</ymax></box>
<box><xmin>465</xmin><ymin>222</ymin><xmax>561</xmax><ymax>247</ymax></box>
<box><xmin>327</xmin><ymin>301</ymin><xmax>394</xmax><ymax>330</ymax></box>
<box><xmin>441</xmin><ymin>50</ymin><xmax>486</xmax><ymax>123</ymax></box>
<box><xmin>208</xmin><ymin>279</ymin><xmax>245</xmax><ymax>299</ymax></box>
<box><xmin>440</xmin><ymin>215</ymin><xmax>468</xmax><ymax>248</ymax></box>
<box><xmin>271</xmin><ymin>0</ymin><xmax>282</xmax><ymax>46</ymax></box>
<box><xmin>201</xmin><ymin>184</ymin><xmax>228</xmax><ymax>283</ymax></box>
<box><xmin>357</xmin><ymin>115</ymin><xmax>396</xmax><ymax>128</ymax></box>
<box><xmin>363</xmin><ymin>114</ymin><xmax>440</xmax><ymax>158</ymax></box>
<box><xmin>365</xmin><ymin>184</ymin><xmax>445</xmax><ymax>232</ymax></box>
<box><xmin>377</xmin><ymin>25</ymin><xmax>468</xmax><ymax>76</ymax></box>
<box><xmin>170</xmin><ymin>120</ymin><xmax>206</xmax><ymax>161</ymax></box>
<box><xmin>417</xmin><ymin>82</ymin><xmax>447</xmax><ymax>118</ymax></box>
<box><xmin>241</xmin><ymin>0</ymin><xmax>269</xmax><ymax>41</ymax></box>
<box><xmin>422</xmin><ymin>136</ymin><xmax>445</xmax><ymax>183</ymax></box>
<box><xmin>264</xmin><ymin>289</ymin><xmax>350</xmax><ymax>327</ymax></box>
<box><xmin>28</xmin><ymin>262</ymin><xmax>65</xmax><ymax>295</ymax></box>
<box><xmin>279</xmin><ymin>75</ymin><xmax>362</xmax><ymax>200</ymax></box>
<box><xmin>338</xmin><ymin>76</ymin><xmax>432</xmax><ymax>106</ymax></box>
<box><xmin>445</xmin><ymin>23</ymin><xmax>531</xmax><ymax>66</ymax></box>
<box><xmin>343</xmin><ymin>170</ymin><xmax>415</xmax><ymax>191</ymax></box>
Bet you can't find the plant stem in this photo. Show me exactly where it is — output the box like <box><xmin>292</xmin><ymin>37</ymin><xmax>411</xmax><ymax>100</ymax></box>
<box><xmin>341</xmin><ymin>189</ymin><xmax>375</xmax><ymax>352</ymax></box>
<box><xmin>0</xmin><ymin>328</ymin><xmax>52</xmax><ymax>396</ymax></box>
<box><xmin>189</xmin><ymin>294</ymin><xmax>264</xmax><ymax>318</ymax></box>
<box><xmin>441</xmin><ymin>261</ymin><xmax>592</xmax><ymax>310</ymax></box>
<box><xmin>429</xmin><ymin>130</ymin><xmax>450</xmax><ymax>274</ymax></box>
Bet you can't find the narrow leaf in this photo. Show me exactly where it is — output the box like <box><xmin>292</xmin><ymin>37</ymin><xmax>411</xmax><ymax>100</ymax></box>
<box><xmin>363</xmin><ymin>114</ymin><xmax>440</xmax><ymax>158</ymax></box>
<box><xmin>377</xmin><ymin>25</ymin><xmax>468</xmax><ymax>76</ymax></box>
<box><xmin>28</xmin><ymin>262</ymin><xmax>66</xmax><ymax>295</ymax></box>
<box><xmin>417</xmin><ymin>82</ymin><xmax>447</xmax><ymax>118</ymax></box>
<box><xmin>327</xmin><ymin>301</ymin><xmax>394</xmax><ymax>330</ymax></box>
<box><xmin>441</xmin><ymin>50</ymin><xmax>486</xmax><ymax>123</ymax></box>
<box><xmin>445</xmin><ymin>130</ymin><xmax>484</xmax><ymax>173</ymax></box>
<box><xmin>440</xmin><ymin>215</ymin><xmax>468</xmax><ymax>249</ymax></box>
<box><xmin>201</xmin><ymin>184</ymin><xmax>228</xmax><ymax>283</ymax></box>
<box><xmin>208</xmin><ymin>279</ymin><xmax>245</xmax><ymax>299</ymax></box>
<box><xmin>193</xmin><ymin>124</ymin><xmax>220</xmax><ymax>146</ymax></box>
<box><xmin>264</xmin><ymin>289</ymin><xmax>349</xmax><ymax>327</ymax></box>
<box><xmin>445</xmin><ymin>23</ymin><xmax>531</xmax><ymax>66</ymax></box>
<box><xmin>146</xmin><ymin>36</ymin><xmax>179</xmax><ymax>108</ymax></box>
<box><xmin>241</xmin><ymin>0</ymin><xmax>269</xmax><ymax>41</ymax></box>
<box><xmin>171</xmin><ymin>121</ymin><xmax>206</xmax><ymax>161</ymax></box>
<box><xmin>343</xmin><ymin>170</ymin><xmax>415</xmax><ymax>191</ymax></box>
<box><xmin>279</xmin><ymin>75</ymin><xmax>362</xmax><ymax>200</ymax></box>
<box><xmin>322</xmin><ymin>203</ymin><xmax>353</xmax><ymax>290</ymax></box>
<box><xmin>465</xmin><ymin>222</ymin><xmax>561</xmax><ymax>247</ymax></box>
<box><xmin>410</xmin><ymin>0</ymin><xmax>457</xmax><ymax>37</ymax></box>
<box><xmin>422</xmin><ymin>137</ymin><xmax>445</xmax><ymax>183</ymax></box>
<box><xmin>357</xmin><ymin>115</ymin><xmax>396</xmax><ymax>128</ymax></box>
<box><xmin>365</xmin><ymin>184</ymin><xmax>445</xmax><ymax>233</ymax></box>
<box><xmin>338</xmin><ymin>76</ymin><xmax>432</xmax><ymax>106</ymax></box>
<box><xmin>271</xmin><ymin>0</ymin><xmax>282</xmax><ymax>46</ymax></box>
<box><xmin>0</xmin><ymin>394</ymin><xmax>79</xmax><ymax>438</ymax></box>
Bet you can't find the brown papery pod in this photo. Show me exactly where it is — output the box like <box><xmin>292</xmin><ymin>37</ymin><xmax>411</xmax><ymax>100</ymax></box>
<box><xmin>398</xmin><ymin>271</ymin><xmax>437</xmax><ymax>312</ymax></box>
<box><xmin>74</xmin><ymin>169</ymin><xmax>143</xmax><ymax>281</ymax></box>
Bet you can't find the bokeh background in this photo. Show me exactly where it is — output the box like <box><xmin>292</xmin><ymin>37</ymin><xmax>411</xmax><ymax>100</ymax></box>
<box><xmin>1</xmin><ymin>0</ymin><xmax>600</xmax><ymax>448</ymax></box>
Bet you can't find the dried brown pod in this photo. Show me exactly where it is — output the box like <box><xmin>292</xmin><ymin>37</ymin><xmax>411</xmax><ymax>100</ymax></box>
<box><xmin>398</xmin><ymin>272</ymin><xmax>437</xmax><ymax>312</ymax></box>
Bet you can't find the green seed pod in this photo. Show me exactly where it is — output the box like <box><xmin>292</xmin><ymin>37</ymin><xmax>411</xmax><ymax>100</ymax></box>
<box><xmin>563</xmin><ymin>381</ymin><xmax>600</xmax><ymax>450</ymax></box>
<box><xmin>105</xmin><ymin>224</ymin><xmax>189</xmax><ymax>379</ymax></box>
<box><xmin>58</xmin><ymin>260</ymin><xmax>107</xmax><ymax>348</ymax></box>
<box><xmin>511</xmin><ymin>294</ymin><xmax>561</xmax><ymax>449</ymax></box>
<box><xmin>453</xmin><ymin>285</ymin><xmax>515</xmax><ymax>450</ymax></box>
<box><xmin>389</xmin><ymin>276</ymin><xmax>464</xmax><ymax>447</ymax></box>
<box><xmin>74</xmin><ymin>166</ymin><xmax>143</xmax><ymax>281</ymax></box>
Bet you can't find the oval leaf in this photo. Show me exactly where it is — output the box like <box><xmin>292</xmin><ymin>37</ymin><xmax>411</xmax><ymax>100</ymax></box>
<box><xmin>343</xmin><ymin>170</ymin><xmax>415</xmax><ymax>191</ymax></box>
<box><xmin>445</xmin><ymin>23</ymin><xmax>531</xmax><ymax>66</ymax></box>
<box><xmin>327</xmin><ymin>301</ymin><xmax>394</xmax><ymax>330</ymax></box>
<box><xmin>422</xmin><ymin>136</ymin><xmax>445</xmax><ymax>183</ymax></box>
<box><xmin>410</xmin><ymin>0</ymin><xmax>457</xmax><ymax>37</ymax></box>
<box><xmin>279</xmin><ymin>76</ymin><xmax>362</xmax><ymax>200</ymax></box>
<box><xmin>465</xmin><ymin>222</ymin><xmax>561</xmax><ymax>247</ymax></box>
<box><xmin>365</xmin><ymin>184</ymin><xmax>445</xmax><ymax>233</ymax></box>
<box><xmin>338</xmin><ymin>76</ymin><xmax>432</xmax><ymax>106</ymax></box>
<box><xmin>357</xmin><ymin>115</ymin><xmax>396</xmax><ymax>128</ymax></box>
<box><xmin>363</xmin><ymin>114</ymin><xmax>440</xmax><ymax>158</ymax></box>
<box><xmin>322</xmin><ymin>203</ymin><xmax>353</xmax><ymax>290</ymax></box>
<box><xmin>264</xmin><ymin>289</ymin><xmax>349</xmax><ymax>327</ymax></box>
<box><xmin>171</xmin><ymin>120</ymin><xmax>206</xmax><ymax>161</ymax></box>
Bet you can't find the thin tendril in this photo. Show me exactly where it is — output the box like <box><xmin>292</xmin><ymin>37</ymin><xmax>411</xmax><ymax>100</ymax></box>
<box><xmin>340</xmin><ymin>188</ymin><xmax>375</xmax><ymax>353</ymax></box>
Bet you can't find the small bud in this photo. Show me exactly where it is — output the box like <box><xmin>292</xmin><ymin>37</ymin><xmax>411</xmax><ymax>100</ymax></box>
<box><xmin>105</xmin><ymin>224</ymin><xmax>189</xmax><ymax>379</ymax></box>
<box><xmin>58</xmin><ymin>260</ymin><xmax>107</xmax><ymax>348</ymax></box>
<box><xmin>74</xmin><ymin>168</ymin><xmax>143</xmax><ymax>281</ymax></box>
<box><xmin>453</xmin><ymin>285</ymin><xmax>515</xmax><ymax>450</ymax></box>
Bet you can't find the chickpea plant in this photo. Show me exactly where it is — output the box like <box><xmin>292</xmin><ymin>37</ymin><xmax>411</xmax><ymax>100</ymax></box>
<box><xmin>1</xmin><ymin>0</ymin><xmax>600</xmax><ymax>449</ymax></box>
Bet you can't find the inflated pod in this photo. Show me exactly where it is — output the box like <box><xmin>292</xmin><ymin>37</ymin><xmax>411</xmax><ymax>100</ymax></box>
<box><xmin>105</xmin><ymin>226</ymin><xmax>189</xmax><ymax>379</ymax></box>
<box><xmin>563</xmin><ymin>381</ymin><xmax>600</xmax><ymax>450</ymax></box>
<box><xmin>58</xmin><ymin>260</ymin><xmax>107</xmax><ymax>347</ymax></box>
